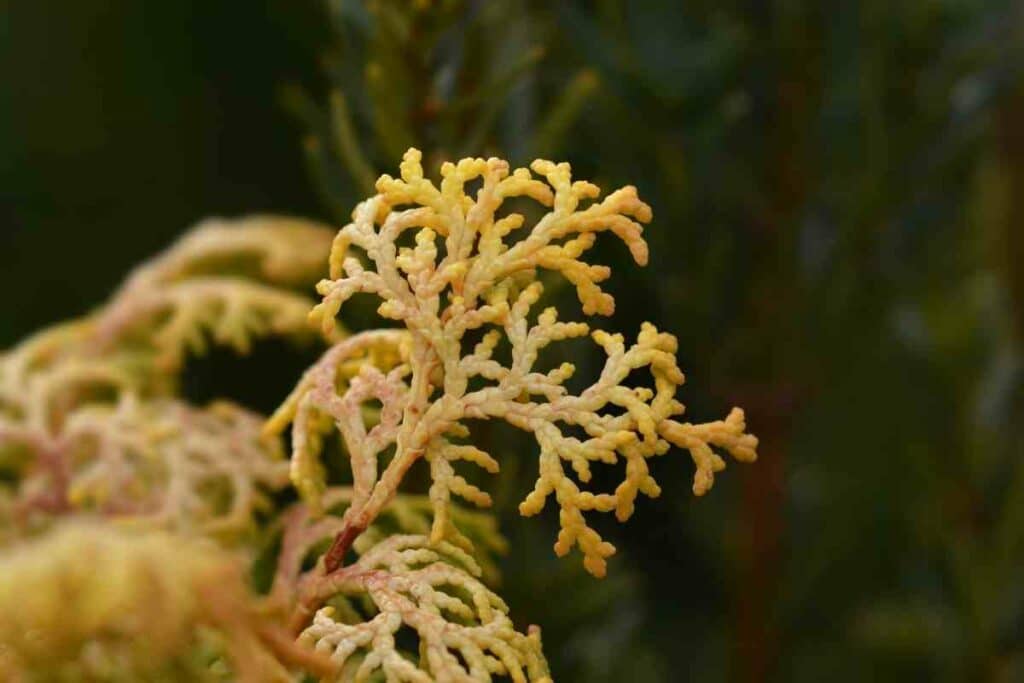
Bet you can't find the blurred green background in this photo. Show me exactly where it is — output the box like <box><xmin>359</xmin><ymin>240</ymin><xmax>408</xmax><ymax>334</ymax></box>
<box><xmin>4</xmin><ymin>1</ymin><xmax>1024</xmax><ymax>681</ymax></box>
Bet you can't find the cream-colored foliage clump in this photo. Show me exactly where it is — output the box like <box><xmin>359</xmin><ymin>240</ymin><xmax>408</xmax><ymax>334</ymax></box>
<box><xmin>64</xmin><ymin>396</ymin><xmax>290</xmax><ymax>536</ymax></box>
<box><xmin>296</xmin><ymin>535</ymin><xmax>550</xmax><ymax>683</ymax></box>
<box><xmin>267</xmin><ymin>489</ymin><xmax>525</xmax><ymax>681</ymax></box>
<box><xmin>0</xmin><ymin>216</ymin><xmax>335</xmax><ymax>543</ymax></box>
<box><xmin>272</xmin><ymin>149</ymin><xmax>758</xmax><ymax>578</ymax></box>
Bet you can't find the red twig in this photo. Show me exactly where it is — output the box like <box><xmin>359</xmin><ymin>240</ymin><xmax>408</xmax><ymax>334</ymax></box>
<box><xmin>322</xmin><ymin>523</ymin><xmax>365</xmax><ymax>574</ymax></box>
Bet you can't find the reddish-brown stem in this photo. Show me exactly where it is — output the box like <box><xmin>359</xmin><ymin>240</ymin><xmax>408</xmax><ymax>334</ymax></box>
<box><xmin>322</xmin><ymin>523</ymin><xmax>365</xmax><ymax>573</ymax></box>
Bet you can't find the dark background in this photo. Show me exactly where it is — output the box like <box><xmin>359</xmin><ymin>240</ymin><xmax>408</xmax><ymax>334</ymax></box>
<box><xmin>1</xmin><ymin>1</ymin><xmax>328</xmax><ymax>345</ymax></box>
<box><xmin>4</xmin><ymin>1</ymin><xmax>1024</xmax><ymax>681</ymax></box>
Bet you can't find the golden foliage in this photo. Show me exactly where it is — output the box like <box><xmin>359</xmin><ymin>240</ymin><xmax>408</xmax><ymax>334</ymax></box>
<box><xmin>274</xmin><ymin>149</ymin><xmax>758</xmax><ymax>578</ymax></box>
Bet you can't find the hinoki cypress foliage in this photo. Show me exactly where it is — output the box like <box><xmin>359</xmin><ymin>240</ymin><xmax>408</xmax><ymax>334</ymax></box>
<box><xmin>0</xmin><ymin>153</ymin><xmax>756</xmax><ymax>681</ymax></box>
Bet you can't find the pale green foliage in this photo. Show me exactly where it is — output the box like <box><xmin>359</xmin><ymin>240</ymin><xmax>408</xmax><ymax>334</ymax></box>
<box><xmin>0</xmin><ymin>522</ymin><xmax>329</xmax><ymax>682</ymax></box>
